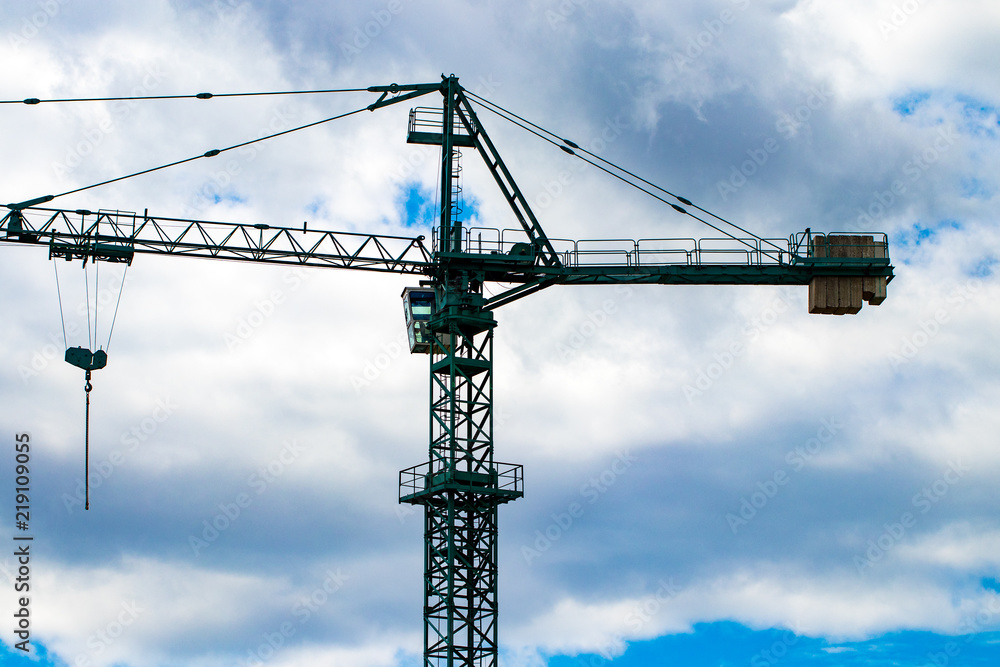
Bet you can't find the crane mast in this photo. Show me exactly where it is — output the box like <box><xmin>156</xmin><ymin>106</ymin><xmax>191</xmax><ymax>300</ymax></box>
<box><xmin>399</xmin><ymin>76</ymin><xmax>523</xmax><ymax>663</ymax></box>
<box><xmin>0</xmin><ymin>76</ymin><xmax>894</xmax><ymax>667</ymax></box>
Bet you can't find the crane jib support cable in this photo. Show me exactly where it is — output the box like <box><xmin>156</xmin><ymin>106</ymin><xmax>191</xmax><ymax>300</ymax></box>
<box><xmin>0</xmin><ymin>87</ymin><xmax>373</xmax><ymax>105</ymax></box>
<box><xmin>38</xmin><ymin>105</ymin><xmax>372</xmax><ymax>203</ymax></box>
<box><xmin>465</xmin><ymin>91</ymin><xmax>787</xmax><ymax>258</ymax></box>
<box><xmin>9</xmin><ymin>84</ymin><xmax>441</xmax><ymax>207</ymax></box>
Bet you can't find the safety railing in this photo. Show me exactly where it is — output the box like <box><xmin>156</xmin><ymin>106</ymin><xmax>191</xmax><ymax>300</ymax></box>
<box><xmin>399</xmin><ymin>460</ymin><xmax>524</xmax><ymax>501</ymax></box>
<box><xmin>408</xmin><ymin>106</ymin><xmax>475</xmax><ymax>145</ymax></box>
<box><xmin>435</xmin><ymin>226</ymin><xmax>813</xmax><ymax>268</ymax></box>
<box><xmin>791</xmin><ymin>230</ymin><xmax>890</xmax><ymax>261</ymax></box>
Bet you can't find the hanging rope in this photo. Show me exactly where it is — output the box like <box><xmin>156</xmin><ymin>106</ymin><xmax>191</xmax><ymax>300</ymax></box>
<box><xmin>84</xmin><ymin>261</ymin><xmax>93</xmax><ymax>351</ymax></box>
<box><xmin>94</xmin><ymin>259</ymin><xmax>100</xmax><ymax>352</ymax></box>
<box><xmin>84</xmin><ymin>370</ymin><xmax>92</xmax><ymax>511</ymax></box>
<box><xmin>105</xmin><ymin>263</ymin><xmax>128</xmax><ymax>354</ymax></box>
<box><xmin>56</xmin><ymin>259</ymin><xmax>94</xmax><ymax>509</ymax></box>
<box><xmin>53</xmin><ymin>261</ymin><xmax>68</xmax><ymax>348</ymax></box>
<box><xmin>57</xmin><ymin>253</ymin><xmax>125</xmax><ymax>511</ymax></box>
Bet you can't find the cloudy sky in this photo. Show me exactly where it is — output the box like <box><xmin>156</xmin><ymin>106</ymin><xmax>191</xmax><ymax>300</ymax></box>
<box><xmin>2</xmin><ymin>0</ymin><xmax>999</xmax><ymax>665</ymax></box>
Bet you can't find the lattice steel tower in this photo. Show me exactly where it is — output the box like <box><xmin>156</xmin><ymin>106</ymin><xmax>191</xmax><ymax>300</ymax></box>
<box><xmin>398</xmin><ymin>77</ymin><xmax>525</xmax><ymax>665</ymax></box>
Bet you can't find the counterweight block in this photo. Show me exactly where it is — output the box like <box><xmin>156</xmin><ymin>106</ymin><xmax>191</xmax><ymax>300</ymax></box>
<box><xmin>808</xmin><ymin>234</ymin><xmax>889</xmax><ymax>315</ymax></box>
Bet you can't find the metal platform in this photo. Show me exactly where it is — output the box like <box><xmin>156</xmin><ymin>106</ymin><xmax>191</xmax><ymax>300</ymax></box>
<box><xmin>399</xmin><ymin>461</ymin><xmax>524</xmax><ymax>504</ymax></box>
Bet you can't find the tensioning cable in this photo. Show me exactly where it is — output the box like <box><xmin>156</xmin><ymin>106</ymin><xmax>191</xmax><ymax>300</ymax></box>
<box><xmin>0</xmin><ymin>87</ymin><xmax>370</xmax><ymax>105</ymax></box>
<box><xmin>466</xmin><ymin>91</ymin><xmax>787</xmax><ymax>258</ymax></box>
<box><xmin>16</xmin><ymin>104</ymin><xmax>371</xmax><ymax>207</ymax></box>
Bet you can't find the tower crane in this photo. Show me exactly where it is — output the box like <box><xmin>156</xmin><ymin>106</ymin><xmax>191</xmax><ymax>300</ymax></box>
<box><xmin>1</xmin><ymin>75</ymin><xmax>893</xmax><ymax>666</ymax></box>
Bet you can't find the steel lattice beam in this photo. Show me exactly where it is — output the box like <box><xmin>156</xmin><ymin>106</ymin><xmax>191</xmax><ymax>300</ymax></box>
<box><xmin>1</xmin><ymin>208</ymin><xmax>433</xmax><ymax>273</ymax></box>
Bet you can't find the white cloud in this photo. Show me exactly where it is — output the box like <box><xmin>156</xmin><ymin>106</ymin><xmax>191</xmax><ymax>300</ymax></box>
<box><xmin>898</xmin><ymin>523</ymin><xmax>1000</xmax><ymax>571</ymax></box>
<box><xmin>2</xmin><ymin>1</ymin><xmax>999</xmax><ymax>664</ymax></box>
<box><xmin>507</xmin><ymin>566</ymin><xmax>986</xmax><ymax>656</ymax></box>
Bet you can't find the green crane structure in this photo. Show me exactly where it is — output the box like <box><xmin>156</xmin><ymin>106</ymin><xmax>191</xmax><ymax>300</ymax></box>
<box><xmin>1</xmin><ymin>76</ymin><xmax>893</xmax><ymax>666</ymax></box>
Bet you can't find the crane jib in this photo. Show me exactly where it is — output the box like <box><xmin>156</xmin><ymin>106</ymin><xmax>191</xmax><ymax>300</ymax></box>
<box><xmin>1</xmin><ymin>209</ymin><xmax>892</xmax><ymax>310</ymax></box>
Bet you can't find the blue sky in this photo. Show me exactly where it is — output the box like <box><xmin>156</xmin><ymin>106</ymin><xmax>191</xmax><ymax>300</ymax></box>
<box><xmin>548</xmin><ymin>625</ymin><xmax>1000</xmax><ymax>666</ymax></box>
<box><xmin>6</xmin><ymin>624</ymin><xmax>1000</xmax><ymax>666</ymax></box>
<box><xmin>1</xmin><ymin>1</ymin><xmax>999</xmax><ymax>666</ymax></box>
